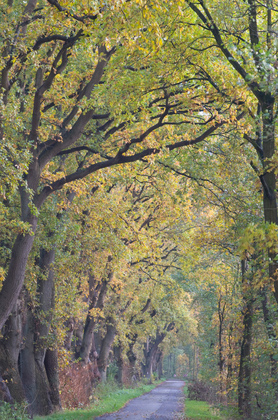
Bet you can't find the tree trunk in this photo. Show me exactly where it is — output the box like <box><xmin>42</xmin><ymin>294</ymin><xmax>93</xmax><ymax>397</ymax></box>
<box><xmin>20</xmin><ymin>248</ymin><xmax>61</xmax><ymax>416</ymax></box>
<box><xmin>90</xmin><ymin>334</ymin><xmax>101</xmax><ymax>380</ymax></box>
<box><xmin>0</xmin><ymin>296</ymin><xmax>26</xmax><ymax>403</ymax></box>
<box><xmin>79</xmin><ymin>274</ymin><xmax>109</xmax><ymax>364</ymax></box>
<box><xmin>0</xmin><ymin>373</ymin><xmax>13</xmax><ymax>403</ymax></box>
<box><xmin>19</xmin><ymin>295</ymin><xmax>40</xmax><ymax>413</ymax></box>
<box><xmin>126</xmin><ymin>337</ymin><xmax>138</xmax><ymax>382</ymax></box>
<box><xmin>142</xmin><ymin>331</ymin><xmax>167</xmax><ymax>380</ymax></box>
<box><xmin>97</xmin><ymin>318</ymin><xmax>117</xmax><ymax>382</ymax></box>
<box><xmin>114</xmin><ymin>345</ymin><xmax>124</xmax><ymax>385</ymax></box>
<box><xmin>218</xmin><ymin>296</ymin><xmax>226</xmax><ymax>403</ymax></box>
<box><xmin>226</xmin><ymin>322</ymin><xmax>234</xmax><ymax>402</ymax></box>
<box><xmin>238</xmin><ymin>259</ymin><xmax>254</xmax><ymax>419</ymax></box>
<box><xmin>44</xmin><ymin>348</ymin><xmax>61</xmax><ymax>411</ymax></box>
<box><xmin>154</xmin><ymin>349</ymin><xmax>163</xmax><ymax>379</ymax></box>
<box><xmin>0</xmin><ymin>215</ymin><xmax>37</xmax><ymax>330</ymax></box>
<box><xmin>261</xmin><ymin>287</ymin><xmax>278</xmax><ymax>401</ymax></box>
<box><xmin>64</xmin><ymin>317</ymin><xmax>75</xmax><ymax>351</ymax></box>
<box><xmin>261</xmin><ymin>100</ymin><xmax>278</xmax><ymax>303</ymax></box>
<box><xmin>157</xmin><ymin>357</ymin><xmax>163</xmax><ymax>380</ymax></box>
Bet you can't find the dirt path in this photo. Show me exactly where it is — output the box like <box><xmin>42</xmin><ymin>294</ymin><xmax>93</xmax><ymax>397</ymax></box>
<box><xmin>95</xmin><ymin>380</ymin><xmax>185</xmax><ymax>420</ymax></box>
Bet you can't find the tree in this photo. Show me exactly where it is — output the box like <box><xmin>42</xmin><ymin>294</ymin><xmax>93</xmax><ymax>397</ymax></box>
<box><xmin>185</xmin><ymin>0</ymin><xmax>278</xmax><ymax>301</ymax></box>
<box><xmin>0</xmin><ymin>0</ymin><xmax>246</xmax><ymax>331</ymax></box>
<box><xmin>3</xmin><ymin>1</ymin><xmax>278</xmax><ymax>416</ymax></box>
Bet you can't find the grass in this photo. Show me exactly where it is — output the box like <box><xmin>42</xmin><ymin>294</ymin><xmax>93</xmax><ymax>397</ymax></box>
<box><xmin>35</xmin><ymin>380</ymin><xmax>160</xmax><ymax>420</ymax></box>
<box><xmin>184</xmin><ymin>400</ymin><xmax>225</xmax><ymax>420</ymax></box>
<box><xmin>183</xmin><ymin>383</ymin><xmax>227</xmax><ymax>420</ymax></box>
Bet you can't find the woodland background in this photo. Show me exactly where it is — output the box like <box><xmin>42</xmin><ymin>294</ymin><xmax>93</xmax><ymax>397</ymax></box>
<box><xmin>1</xmin><ymin>1</ymin><xmax>278</xmax><ymax>419</ymax></box>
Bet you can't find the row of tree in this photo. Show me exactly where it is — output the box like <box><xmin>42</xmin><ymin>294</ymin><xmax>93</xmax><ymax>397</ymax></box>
<box><xmin>1</xmin><ymin>161</ymin><xmax>194</xmax><ymax>414</ymax></box>
<box><xmin>1</xmin><ymin>0</ymin><xmax>278</xmax><ymax>418</ymax></box>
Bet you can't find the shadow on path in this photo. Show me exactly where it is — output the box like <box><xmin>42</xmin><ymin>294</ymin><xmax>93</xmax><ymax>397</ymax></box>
<box><xmin>95</xmin><ymin>380</ymin><xmax>185</xmax><ymax>420</ymax></box>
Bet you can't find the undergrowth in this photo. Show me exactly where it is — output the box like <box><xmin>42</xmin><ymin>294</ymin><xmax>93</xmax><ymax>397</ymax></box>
<box><xmin>0</xmin><ymin>402</ymin><xmax>31</xmax><ymax>420</ymax></box>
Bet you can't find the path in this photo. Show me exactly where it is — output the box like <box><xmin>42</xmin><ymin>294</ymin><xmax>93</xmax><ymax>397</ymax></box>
<box><xmin>95</xmin><ymin>380</ymin><xmax>185</xmax><ymax>420</ymax></box>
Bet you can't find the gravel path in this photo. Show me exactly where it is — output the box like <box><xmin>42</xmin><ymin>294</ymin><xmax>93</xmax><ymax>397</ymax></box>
<box><xmin>95</xmin><ymin>380</ymin><xmax>185</xmax><ymax>420</ymax></box>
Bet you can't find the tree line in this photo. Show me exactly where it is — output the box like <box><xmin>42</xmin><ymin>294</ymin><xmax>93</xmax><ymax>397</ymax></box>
<box><xmin>1</xmin><ymin>1</ymin><xmax>278</xmax><ymax>418</ymax></box>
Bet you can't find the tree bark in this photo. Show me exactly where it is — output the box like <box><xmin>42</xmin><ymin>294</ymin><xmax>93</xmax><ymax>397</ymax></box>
<box><xmin>218</xmin><ymin>296</ymin><xmax>226</xmax><ymax>402</ymax></box>
<box><xmin>126</xmin><ymin>336</ymin><xmax>138</xmax><ymax>382</ymax></box>
<box><xmin>114</xmin><ymin>345</ymin><xmax>124</xmax><ymax>385</ymax></box>
<box><xmin>79</xmin><ymin>273</ymin><xmax>110</xmax><ymax>364</ymax></box>
<box><xmin>142</xmin><ymin>332</ymin><xmax>166</xmax><ymax>379</ymax></box>
<box><xmin>261</xmin><ymin>287</ymin><xmax>278</xmax><ymax>400</ymax></box>
<box><xmin>157</xmin><ymin>356</ymin><xmax>163</xmax><ymax>380</ymax></box>
<box><xmin>238</xmin><ymin>259</ymin><xmax>254</xmax><ymax>419</ymax></box>
<box><xmin>261</xmin><ymin>101</ymin><xmax>278</xmax><ymax>304</ymax></box>
<box><xmin>44</xmin><ymin>348</ymin><xmax>61</xmax><ymax>411</ymax></box>
<box><xmin>20</xmin><ymin>248</ymin><xmax>61</xmax><ymax>416</ymax></box>
<box><xmin>226</xmin><ymin>322</ymin><xmax>235</xmax><ymax>402</ymax></box>
<box><xmin>0</xmin><ymin>296</ymin><xmax>26</xmax><ymax>403</ymax></box>
<box><xmin>0</xmin><ymin>215</ymin><xmax>37</xmax><ymax>330</ymax></box>
<box><xmin>97</xmin><ymin>317</ymin><xmax>117</xmax><ymax>382</ymax></box>
<box><xmin>64</xmin><ymin>317</ymin><xmax>75</xmax><ymax>351</ymax></box>
<box><xmin>0</xmin><ymin>373</ymin><xmax>13</xmax><ymax>403</ymax></box>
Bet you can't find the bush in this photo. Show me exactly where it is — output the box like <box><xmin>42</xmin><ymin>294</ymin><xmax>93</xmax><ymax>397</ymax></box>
<box><xmin>59</xmin><ymin>361</ymin><xmax>99</xmax><ymax>409</ymax></box>
<box><xmin>187</xmin><ymin>380</ymin><xmax>218</xmax><ymax>404</ymax></box>
<box><xmin>0</xmin><ymin>402</ymin><xmax>30</xmax><ymax>420</ymax></box>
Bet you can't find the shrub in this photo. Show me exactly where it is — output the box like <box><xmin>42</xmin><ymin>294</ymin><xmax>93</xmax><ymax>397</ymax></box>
<box><xmin>187</xmin><ymin>380</ymin><xmax>218</xmax><ymax>404</ymax></box>
<box><xmin>59</xmin><ymin>361</ymin><xmax>99</xmax><ymax>409</ymax></box>
<box><xmin>0</xmin><ymin>402</ymin><xmax>30</xmax><ymax>420</ymax></box>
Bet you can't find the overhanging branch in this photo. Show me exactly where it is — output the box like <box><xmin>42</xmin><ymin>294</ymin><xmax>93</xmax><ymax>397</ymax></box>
<box><xmin>36</xmin><ymin>112</ymin><xmax>244</xmax><ymax>207</ymax></box>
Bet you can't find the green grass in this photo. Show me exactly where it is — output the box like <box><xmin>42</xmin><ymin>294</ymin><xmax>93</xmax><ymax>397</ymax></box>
<box><xmin>185</xmin><ymin>400</ymin><xmax>225</xmax><ymax>420</ymax></box>
<box><xmin>35</xmin><ymin>381</ymin><xmax>160</xmax><ymax>420</ymax></box>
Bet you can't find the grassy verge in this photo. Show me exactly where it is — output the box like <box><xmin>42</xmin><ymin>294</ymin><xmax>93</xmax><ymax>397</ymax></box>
<box><xmin>35</xmin><ymin>380</ymin><xmax>161</xmax><ymax>420</ymax></box>
<box><xmin>184</xmin><ymin>400</ymin><xmax>225</xmax><ymax>420</ymax></box>
<box><xmin>183</xmin><ymin>383</ymin><xmax>227</xmax><ymax>420</ymax></box>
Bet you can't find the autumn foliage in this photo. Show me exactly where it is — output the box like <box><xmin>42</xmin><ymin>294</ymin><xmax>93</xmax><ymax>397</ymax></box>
<box><xmin>1</xmin><ymin>0</ymin><xmax>278</xmax><ymax>419</ymax></box>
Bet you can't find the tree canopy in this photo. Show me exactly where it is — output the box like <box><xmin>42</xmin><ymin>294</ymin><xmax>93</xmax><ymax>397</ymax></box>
<box><xmin>1</xmin><ymin>0</ymin><xmax>278</xmax><ymax>418</ymax></box>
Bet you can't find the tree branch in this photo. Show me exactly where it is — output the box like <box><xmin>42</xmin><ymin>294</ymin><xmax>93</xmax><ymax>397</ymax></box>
<box><xmin>187</xmin><ymin>0</ymin><xmax>264</xmax><ymax>102</ymax></box>
<box><xmin>47</xmin><ymin>0</ymin><xmax>98</xmax><ymax>23</ymax></box>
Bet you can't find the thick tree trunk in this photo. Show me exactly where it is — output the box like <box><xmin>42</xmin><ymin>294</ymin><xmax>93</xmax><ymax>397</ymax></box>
<box><xmin>0</xmin><ymin>296</ymin><xmax>26</xmax><ymax>403</ymax></box>
<box><xmin>114</xmin><ymin>345</ymin><xmax>124</xmax><ymax>385</ymax></box>
<box><xmin>20</xmin><ymin>248</ymin><xmax>61</xmax><ymax>416</ymax></box>
<box><xmin>20</xmin><ymin>301</ymin><xmax>55</xmax><ymax>416</ymax></box>
<box><xmin>126</xmin><ymin>338</ymin><xmax>138</xmax><ymax>382</ymax></box>
<box><xmin>142</xmin><ymin>331</ymin><xmax>167</xmax><ymax>380</ymax></box>
<box><xmin>97</xmin><ymin>318</ymin><xmax>117</xmax><ymax>382</ymax></box>
<box><xmin>142</xmin><ymin>324</ymin><xmax>174</xmax><ymax>380</ymax></box>
<box><xmin>261</xmin><ymin>100</ymin><xmax>278</xmax><ymax>303</ymax></box>
<box><xmin>19</xmin><ymin>296</ymin><xmax>40</xmax><ymax>413</ymax></box>
<box><xmin>44</xmin><ymin>348</ymin><xmax>61</xmax><ymax>411</ymax></box>
<box><xmin>0</xmin><ymin>216</ymin><xmax>37</xmax><ymax>330</ymax></box>
<box><xmin>79</xmin><ymin>274</ymin><xmax>109</xmax><ymax>363</ymax></box>
<box><xmin>142</xmin><ymin>337</ymin><xmax>152</xmax><ymax>378</ymax></box>
<box><xmin>78</xmin><ymin>274</ymin><xmax>98</xmax><ymax>363</ymax></box>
